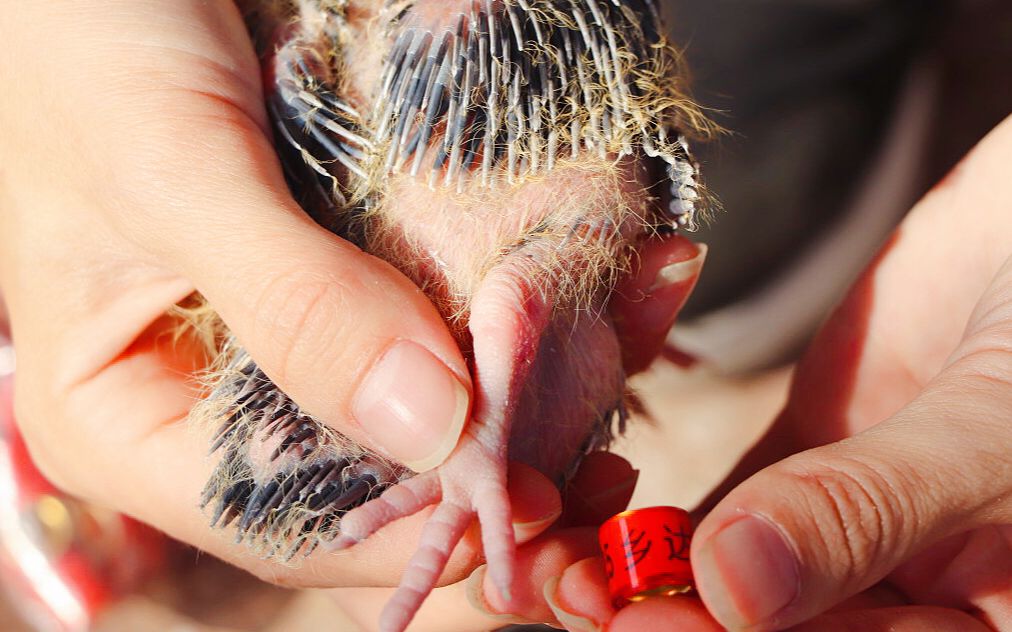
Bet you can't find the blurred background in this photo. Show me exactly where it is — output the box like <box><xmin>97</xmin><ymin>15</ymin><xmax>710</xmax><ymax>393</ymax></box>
<box><xmin>1</xmin><ymin>0</ymin><xmax>1009</xmax><ymax>630</ymax></box>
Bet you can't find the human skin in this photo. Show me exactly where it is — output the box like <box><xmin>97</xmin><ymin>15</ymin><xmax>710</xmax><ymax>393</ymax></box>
<box><xmin>15</xmin><ymin>3</ymin><xmax>1005</xmax><ymax>630</ymax></box>
<box><xmin>217</xmin><ymin>4</ymin><xmax>711</xmax><ymax>628</ymax></box>
<box><xmin>458</xmin><ymin>115</ymin><xmax>1012</xmax><ymax>630</ymax></box>
<box><xmin>0</xmin><ymin>0</ymin><xmax>700</xmax><ymax>603</ymax></box>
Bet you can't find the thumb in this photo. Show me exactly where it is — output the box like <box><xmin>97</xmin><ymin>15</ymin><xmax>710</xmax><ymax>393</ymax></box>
<box><xmin>124</xmin><ymin>102</ymin><xmax>471</xmax><ymax>472</ymax></box>
<box><xmin>691</xmin><ymin>258</ymin><xmax>1012</xmax><ymax>630</ymax></box>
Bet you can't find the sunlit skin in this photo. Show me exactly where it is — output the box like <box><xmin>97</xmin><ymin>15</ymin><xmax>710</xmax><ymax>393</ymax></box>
<box><xmin>0</xmin><ymin>0</ymin><xmax>699</xmax><ymax>615</ymax></box>
<box><xmin>441</xmin><ymin>116</ymin><xmax>1012</xmax><ymax>631</ymax></box>
<box><xmin>2</xmin><ymin>1</ymin><xmax>1009</xmax><ymax>630</ymax></box>
<box><xmin>193</xmin><ymin>3</ymin><xmax>708</xmax><ymax>629</ymax></box>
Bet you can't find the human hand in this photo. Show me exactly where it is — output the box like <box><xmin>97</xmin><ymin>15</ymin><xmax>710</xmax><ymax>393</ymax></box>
<box><xmin>535</xmin><ymin>115</ymin><xmax>1012</xmax><ymax>630</ymax></box>
<box><xmin>0</xmin><ymin>0</ymin><xmax>565</xmax><ymax>587</ymax></box>
<box><xmin>323</xmin><ymin>232</ymin><xmax>706</xmax><ymax>630</ymax></box>
<box><xmin>0</xmin><ymin>0</ymin><xmax>708</xmax><ymax>599</ymax></box>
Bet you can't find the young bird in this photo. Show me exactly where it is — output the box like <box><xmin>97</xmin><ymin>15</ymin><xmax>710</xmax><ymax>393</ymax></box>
<box><xmin>193</xmin><ymin>1</ymin><xmax>710</xmax><ymax>629</ymax></box>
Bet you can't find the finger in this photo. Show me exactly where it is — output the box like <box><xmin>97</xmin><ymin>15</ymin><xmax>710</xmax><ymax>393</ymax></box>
<box><xmin>889</xmin><ymin>525</ymin><xmax>1012</xmax><ymax>616</ymax></box>
<box><xmin>696</xmin><ymin>115</ymin><xmax>1012</xmax><ymax>517</ymax></box>
<box><xmin>541</xmin><ymin>539</ymin><xmax>909</xmax><ymax>631</ymax></box>
<box><xmin>508</xmin><ymin>462</ymin><xmax>565</xmax><ymax>542</ymax></box>
<box><xmin>689</xmin><ymin>118</ymin><xmax>1012</xmax><ymax>629</ymax></box>
<box><xmin>465</xmin><ymin>453</ymin><xmax>640</xmax><ymax>625</ymax></box>
<box><xmin>15</xmin><ymin>321</ymin><xmax>555</xmax><ymax>591</ymax></box>
<box><xmin>546</xmin><ymin>557</ymin><xmax>722</xmax><ymax>632</ymax></box>
<box><xmin>328</xmin><ymin>528</ymin><xmax>590</xmax><ymax>632</ymax></box>
<box><xmin>470</xmin><ymin>527</ymin><xmax>602</xmax><ymax>625</ymax></box>
<box><xmin>447</xmin><ymin>450</ymin><xmax>635</xmax><ymax>622</ymax></box>
<box><xmin>49</xmin><ymin>421</ymin><xmax>559</xmax><ymax>590</ymax></box>
<box><xmin>611</xmin><ymin>235</ymin><xmax>706</xmax><ymax>375</ymax></box>
<box><xmin>791</xmin><ymin>607</ymin><xmax>994</xmax><ymax>632</ymax></box>
<box><xmin>111</xmin><ymin>92</ymin><xmax>471</xmax><ymax>471</ymax></box>
<box><xmin>691</xmin><ymin>342</ymin><xmax>1012</xmax><ymax>630</ymax></box>
<box><xmin>545</xmin><ymin>557</ymin><xmax>613</xmax><ymax>631</ymax></box>
<box><xmin>560</xmin><ymin>451</ymin><xmax>639</xmax><ymax>527</ymax></box>
<box><xmin>58</xmin><ymin>0</ymin><xmax>473</xmax><ymax>470</ymax></box>
<box><xmin>783</xmin><ymin>113</ymin><xmax>1012</xmax><ymax>447</ymax></box>
<box><xmin>8</xmin><ymin>0</ymin><xmax>472</xmax><ymax>471</ymax></box>
<box><xmin>544</xmin><ymin>557</ymin><xmax>724</xmax><ymax>632</ymax></box>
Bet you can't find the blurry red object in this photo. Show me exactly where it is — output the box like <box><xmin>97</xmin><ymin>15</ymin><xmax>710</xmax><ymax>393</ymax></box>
<box><xmin>0</xmin><ymin>361</ymin><xmax>166</xmax><ymax>631</ymax></box>
<box><xmin>598</xmin><ymin>505</ymin><xmax>695</xmax><ymax>609</ymax></box>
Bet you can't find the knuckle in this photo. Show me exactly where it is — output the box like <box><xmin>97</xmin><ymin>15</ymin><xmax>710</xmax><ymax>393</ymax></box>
<box><xmin>956</xmin><ymin>275</ymin><xmax>1012</xmax><ymax>380</ymax></box>
<box><xmin>784</xmin><ymin>456</ymin><xmax>909</xmax><ymax>585</ymax></box>
<box><xmin>251</xmin><ymin>270</ymin><xmax>360</xmax><ymax>387</ymax></box>
<box><xmin>950</xmin><ymin>345</ymin><xmax>1012</xmax><ymax>393</ymax></box>
<box><xmin>928</xmin><ymin>350</ymin><xmax>1012</xmax><ymax>512</ymax></box>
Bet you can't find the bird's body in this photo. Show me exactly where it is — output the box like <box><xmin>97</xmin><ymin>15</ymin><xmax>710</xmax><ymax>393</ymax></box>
<box><xmin>192</xmin><ymin>1</ymin><xmax>708</xmax><ymax>628</ymax></box>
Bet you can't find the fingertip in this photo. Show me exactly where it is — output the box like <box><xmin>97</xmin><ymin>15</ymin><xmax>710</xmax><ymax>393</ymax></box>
<box><xmin>692</xmin><ymin>513</ymin><xmax>800</xmax><ymax>631</ymax></box>
<box><xmin>551</xmin><ymin>554</ymin><xmax>719</xmax><ymax>631</ymax></box>
<box><xmin>561</xmin><ymin>451</ymin><xmax>639</xmax><ymax>527</ymax></box>
<box><xmin>616</xmin><ymin>234</ymin><xmax>705</xmax><ymax>298</ymax></box>
<box><xmin>547</xmin><ymin>557</ymin><xmax>614</xmax><ymax>630</ymax></box>
<box><xmin>508</xmin><ymin>462</ymin><xmax>563</xmax><ymax>543</ymax></box>
<box><xmin>613</xmin><ymin>236</ymin><xmax>706</xmax><ymax>374</ymax></box>
<box><xmin>189</xmin><ymin>214</ymin><xmax>472</xmax><ymax>466</ymax></box>
<box><xmin>464</xmin><ymin>565</ymin><xmax>532</xmax><ymax>625</ymax></box>
<box><xmin>477</xmin><ymin>527</ymin><xmax>601</xmax><ymax>623</ymax></box>
<box><xmin>691</xmin><ymin>432</ymin><xmax>933</xmax><ymax>632</ymax></box>
<box><xmin>353</xmin><ymin>339</ymin><xmax>472</xmax><ymax>471</ymax></box>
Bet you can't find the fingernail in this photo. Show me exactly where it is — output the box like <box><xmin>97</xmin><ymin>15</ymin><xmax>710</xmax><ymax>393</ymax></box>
<box><xmin>543</xmin><ymin>575</ymin><xmax>600</xmax><ymax>632</ymax></box>
<box><xmin>464</xmin><ymin>565</ymin><xmax>530</xmax><ymax>624</ymax></box>
<box><xmin>352</xmin><ymin>340</ymin><xmax>469</xmax><ymax>472</ymax></box>
<box><xmin>649</xmin><ymin>243</ymin><xmax>707</xmax><ymax>292</ymax></box>
<box><xmin>694</xmin><ymin>515</ymin><xmax>800</xmax><ymax>630</ymax></box>
<box><xmin>323</xmin><ymin>533</ymin><xmax>358</xmax><ymax>552</ymax></box>
<box><xmin>512</xmin><ymin>508</ymin><xmax>561</xmax><ymax>540</ymax></box>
